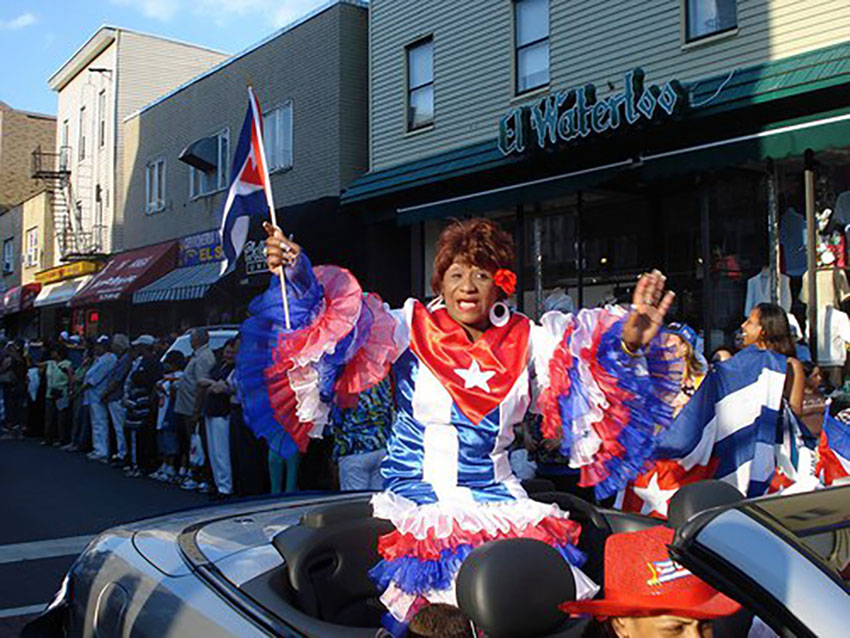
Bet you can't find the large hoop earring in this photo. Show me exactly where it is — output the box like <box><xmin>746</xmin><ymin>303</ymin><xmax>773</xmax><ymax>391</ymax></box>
<box><xmin>489</xmin><ymin>301</ymin><xmax>510</xmax><ymax>327</ymax></box>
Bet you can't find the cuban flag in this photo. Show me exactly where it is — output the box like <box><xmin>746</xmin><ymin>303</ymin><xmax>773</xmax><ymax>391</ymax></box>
<box><xmin>617</xmin><ymin>347</ymin><xmax>788</xmax><ymax>517</ymax></box>
<box><xmin>219</xmin><ymin>86</ymin><xmax>273</xmax><ymax>276</ymax></box>
<box><xmin>817</xmin><ymin>410</ymin><xmax>850</xmax><ymax>486</ymax></box>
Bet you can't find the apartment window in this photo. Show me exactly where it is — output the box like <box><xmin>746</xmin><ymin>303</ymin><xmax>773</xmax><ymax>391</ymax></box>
<box><xmin>406</xmin><ymin>37</ymin><xmax>434</xmax><ymax>131</ymax></box>
<box><xmin>61</xmin><ymin>119</ymin><xmax>70</xmax><ymax>170</ymax></box>
<box><xmin>78</xmin><ymin>106</ymin><xmax>87</xmax><ymax>160</ymax></box>
<box><xmin>189</xmin><ymin>129</ymin><xmax>229</xmax><ymax>198</ymax></box>
<box><xmin>263</xmin><ymin>102</ymin><xmax>293</xmax><ymax>171</ymax></box>
<box><xmin>25</xmin><ymin>228</ymin><xmax>38</xmax><ymax>268</ymax></box>
<box><xmin>3</xmin><ymin>239</ymin><xmax>13</xmax><ymax>274</ymax></box>
<box><xmin>515</xmin><ymin>0</ymin><xmax>550</xmax><ymax>94</ymax></box>
<box><xmin>686</xmin><ymin>0</ymin><xmax>737</xmax><ymax>41</ymax></box>
<box><xmin>98</xmin><ymin>90</ymin><xmax>106</xmax><ymax>148</ymax></box>
<box><xmin>145</xmin><ymin>157</ymin><xmax>166</xmax><ymax>213</ymax></box>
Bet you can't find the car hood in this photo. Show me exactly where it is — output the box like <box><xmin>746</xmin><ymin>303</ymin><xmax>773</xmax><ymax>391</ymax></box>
<box><xmin>131</xmin><ymin>492</ymin><xmax>369</xmax><ymax>577</ymax></box>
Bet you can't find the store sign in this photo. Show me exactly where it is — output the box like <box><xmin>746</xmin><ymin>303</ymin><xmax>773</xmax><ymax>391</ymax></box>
<box><xmin>498</xmin><ymin>69</ymin><xmax>687</xmax><ymax>156</ymax></box>
<box><xmin>244</xmin><ymin>239</ymin><xmax>268</xmax><ymax>276</ymax></box>
<box><xmin>35</xmin><ymin>260</ymin><xmax>102</xmax><ymax>285</ymax></box>
<box><xmin>178</xmin><ymin>230</ymin><xmax>224</xmax><ymax>267</ymax></box>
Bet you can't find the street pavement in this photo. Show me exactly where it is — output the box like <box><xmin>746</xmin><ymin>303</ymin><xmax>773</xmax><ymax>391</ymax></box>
<box><xmin>0</xmin><ymin>436</ymin><xmax>208</xmax><ymax>637</ymax></box>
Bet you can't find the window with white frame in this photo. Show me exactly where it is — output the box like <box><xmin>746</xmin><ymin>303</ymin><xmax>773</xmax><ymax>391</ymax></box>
<box><xmin>98</xmin><ymin>90</ymin><xmax>106</xmax><ymax>148</ymax></box>
<box><xmin>263</xmin><ymin>102</ymin><xmax>293</xmax><ymax>171</ymax></box>
<box><xmin>686</xmin><ymin>0</ymin><xmax>737</xmax><ymax>41</ymax></box>
<box><xmin>189</xmin><ymin>129</ymin><xmax>229</xmax><ymax>198</ymax></box>
<box><xmin>515</xmin><ymin>0</ymin><xmax>550</xmax><ymax>94</ymax></box>
<box><xmin>406</xmin><ymin>37</ymin><xmax>434</xmax><ymax>131</ymax></box>
<box><xmin>3</xmin><ymin>239</ymin><xmax>13</xmax><ymax>274</ymax></box>
<box><xmin>25</xmin><ymin>228</ymin><xmax>38</xmax><ymax>268</ymax></box>
<box><xmin>78</xmin><ymin>106</ymin><xmax>87</xmax><ymax>160</ymax></box>
<box><xmin>145</xmin><ymin>157</ymin><xmax>166</xmax><ymax>213</ymax></box>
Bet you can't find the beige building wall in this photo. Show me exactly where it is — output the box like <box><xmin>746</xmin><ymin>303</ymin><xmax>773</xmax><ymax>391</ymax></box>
<box><xmin>0</xmin><ymin>204</ymin><xmax>23</xmax><ymax>293</ymax></box>
<box><xmin>121</xmin><ymin>2</ymin><xmax>369</xmax><ymax>250</ymax></box>
<box><xmin>0</xmin><ymin>103</ymin><xmax>56</xmax><ymax>211</ymax></box>
<box><xmin>369</xmin><ymin>0</ymin><xmax>850</xmax><ymax>170</ymax></box>
<box><xmin>49</xmin><ymin>27</ymin><xmax>228</xmax><ymax>256</ymax></box>
<box><xmin>20</xmin><ymin>192</ymin><xmax>54</xmax><ymax>286</ymax></box>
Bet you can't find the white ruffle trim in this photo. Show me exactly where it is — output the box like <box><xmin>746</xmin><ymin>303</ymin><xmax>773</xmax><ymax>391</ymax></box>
<box><xmin>371</xmin><ymin>491</ymin><xmax>574</xmax><ymax>541</ymax></box>
<box><xmin>287</xmin><ymin>364</ymin><xmax>330</xmax><ymax>436</ymax></box>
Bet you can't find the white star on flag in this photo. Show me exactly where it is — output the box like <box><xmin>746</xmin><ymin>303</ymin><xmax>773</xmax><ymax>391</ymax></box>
<box><xmin>632</xmin><ymin>473</ymin><xmax>679</xmax><ymax>517</ymax></box>
<box><xmin>454</xmin><ymin>359</ymin><xmax>496</xmax><ymax>392</ymax></box>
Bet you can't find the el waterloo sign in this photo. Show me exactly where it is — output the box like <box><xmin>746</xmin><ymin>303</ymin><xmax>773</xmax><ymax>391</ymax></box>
<box><xmin>498</xmin><ymin>69</ymin><xmax>687</xmax><ymax>156</ymax></box>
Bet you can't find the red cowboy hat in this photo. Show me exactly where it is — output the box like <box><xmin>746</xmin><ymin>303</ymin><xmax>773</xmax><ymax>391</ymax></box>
<box><xmin>560</xmin><ymin>526</ymin><xmax>741</xmax><ymax>620</ymax></box>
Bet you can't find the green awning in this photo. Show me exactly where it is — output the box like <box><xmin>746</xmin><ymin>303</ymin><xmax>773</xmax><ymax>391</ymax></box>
<box><xmin>641</xmin><ymin>108</ymin><xmax>850</xmax><ymax>179</ymax></box>
<box><xmin>396</xmin><ymin>163</ymin><xmax>628</xmax><ymax>224</ymax></box>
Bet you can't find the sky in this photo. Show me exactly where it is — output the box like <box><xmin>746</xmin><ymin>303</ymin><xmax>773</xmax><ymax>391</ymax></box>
<box><xmin>0</xmin><ymin>0</ymin><xmax>330</xmax><ymax>115</ymax></box>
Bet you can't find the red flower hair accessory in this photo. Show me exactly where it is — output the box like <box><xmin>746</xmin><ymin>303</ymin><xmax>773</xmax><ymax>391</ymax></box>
<box><xmin>494</xmin><ymin>269</ymin><xmax>517</xmax><ymax>296</ymax></box>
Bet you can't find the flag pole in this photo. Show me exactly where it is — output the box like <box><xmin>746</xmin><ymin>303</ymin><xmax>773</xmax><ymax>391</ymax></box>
<box><xmin>249</xmin><ymin>85</ymin><xmax>291</xmax><ymax>330</ymax></box>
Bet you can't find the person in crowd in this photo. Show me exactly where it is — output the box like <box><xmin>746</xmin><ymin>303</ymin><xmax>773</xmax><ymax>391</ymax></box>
<box><xmin>84</xmin><ymin>336</ymin><xmax>116</xmax><ymax>462</ymax></box>
<box><xmin>153</xmin><ymin>336</ymin><xmax>170</xmax><ymax>360</ymax></box>
<box><xmin>330</xmin><ymin>376</ymin><xmax>394</xmax><ymax>491</ymax></box>
<box><xmin>0</xmin><ymin>340</ymin><xmax>27</xmax><ymax>439</ymax></box>
<box><xmin>561</xmin><ymin>526</ymin><xmax>742</xmax><ymax>638</ymax></box>
<box><xmin>42</xmin><ymin>342</ymin><xmax>73</xmax><ymax>447</ymax></box>
<box><xmin>255</xmin><ymin>218</ymin><xmax>678</xmax><ymax>630</ymax></box>
<box><xmin>709</xmin><ymin>345</ymin><xmax>735</xmax><ymax>367</ymax></box>
<box><xmin>227</xmin><ymin>344</ymin><xmax>269</xmax><ymax>496</ymax></box>
<box><xmin>405</xmin><ymin>603</ymin><xmax>474</xmax><ymax>638</ymax></box>
<box><xmin>175</xmin><ymin>327</ymin><xmax>216</xmax><ymax>491</ymax></box>
<box><xmin>67</xmin><ymin>339</ymin><xmax>94</xmax><ymax>453</ymax></box>
<box><xmin>198</xmin><ymin>337</ymin><xmax>238</xmax><ymax>498</ymax></box>
<box><xmin>268</xmin><ymin>444</ymin><xmax>301</xmax><ymax>494</ymax></box>
<box><xmin>665</xmin><ymin>323</ymin><xmax>707</xmax><ymax>418</ymax></box>
<box><xmin>26</xmin><ymin>344</ymin><xmax>44</xmax><ymax>438</ymax></box>
<box><xmin>740</xmin><ymin>303</ymin><xmax>805</xmax><ymax>417</ymax></box>
<box><xmin>151</xmin><ymin>350</ymin><xmax>186</xmax><ymax>483</ymax></box>
<box><xmin>103</xmin><ymin>333</ymin><xmax>132</xmax><ymax>466</ymax></box>
<box><xmin>123</xmin><ymin>335</ymin><xmax>164</xmax><ymax>477</ymax></box>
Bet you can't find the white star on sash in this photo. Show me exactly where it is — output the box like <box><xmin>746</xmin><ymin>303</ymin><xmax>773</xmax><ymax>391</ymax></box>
<box><xmin>632</xmin><ymin>473</ymin><xmax>678</xmax><ymax>517</ymax></box>
<box><xmin>454</xmin><ymin>359</ymin><xmax>496</xmax><ymax>393</ymax></box>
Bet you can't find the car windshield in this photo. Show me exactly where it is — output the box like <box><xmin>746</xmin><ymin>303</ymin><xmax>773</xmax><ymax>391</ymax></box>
<box><xmin>755</xmin><ymin>488</ymin><xmax>850</xmax><ymax>588</ymax></box>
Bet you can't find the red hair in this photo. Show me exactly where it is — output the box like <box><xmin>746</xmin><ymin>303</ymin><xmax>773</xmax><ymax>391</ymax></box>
<box><xmin>431</xmin><ymin>218</ymin><xmax>516</xmax><ymax>296</ymax></box>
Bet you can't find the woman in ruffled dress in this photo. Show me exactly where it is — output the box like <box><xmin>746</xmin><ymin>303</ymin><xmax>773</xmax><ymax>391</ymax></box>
<box><xmin>239</xmin><ymin>218</ymin><xmax>679</xmax><ymax>634</ymax></box>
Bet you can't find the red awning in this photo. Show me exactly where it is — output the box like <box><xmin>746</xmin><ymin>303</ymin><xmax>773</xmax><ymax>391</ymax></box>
<box><xmin>3</xmin><ymin>283</ymin><xmax>43</xmax><ymax>315</ymax></box>
<box><xmin>71</xmin><ymin>241</ymin><xmax>177</xmax><ymax>307</ymax></box>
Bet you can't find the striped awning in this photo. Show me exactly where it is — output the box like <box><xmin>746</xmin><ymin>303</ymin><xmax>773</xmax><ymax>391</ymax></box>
<box><xmin>132</xmin><ymin>261</ymin><xmax>221</xmax><ymax>304</ymax></box>
<box><xmin>34</xmin><ymin>276</ymin><xmax>92</xmax><ymax>308</ymax></box>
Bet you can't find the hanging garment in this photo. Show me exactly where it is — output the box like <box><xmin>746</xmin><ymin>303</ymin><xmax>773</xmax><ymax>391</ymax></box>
<box><xmin>744</xmin><ymin>269</ymin><xmax>792</xmax><ymax>316</ymax></box>
<box><xmin>780</xmin><ymin>207</ymin><xmax>807</xmax><ymax>277</ymax></box>
<box><xmin>799</xmin><ymin>268</ymin><xmax>850</xmax><ymax>310</ymax></box>
<box><xmin>816</xmin><ymin>305</ymin><xmax>850</xmax><ymax>367</ymax></box>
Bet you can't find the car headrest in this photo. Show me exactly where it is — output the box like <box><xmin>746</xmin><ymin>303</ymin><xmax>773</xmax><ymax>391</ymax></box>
<box><xmin>456</xmin><ymin>539</ymin><xmax>576</xmax><ymax>638</ymax></box>
<box><xmin>667</xmin><ymin>480</ymin><xmax>744</xmax><ymax>529</ymax></box>
<box><xmin>301</xmin><ymin>501</ymin><xmax>373</xmax><ymax>528</ymax></box>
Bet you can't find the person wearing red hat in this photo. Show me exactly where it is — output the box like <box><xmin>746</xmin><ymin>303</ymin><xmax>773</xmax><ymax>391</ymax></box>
<box><xmin>561</xmin><ymin>526</ymin><xmax>741</xmax><ymax>638</ymax></box>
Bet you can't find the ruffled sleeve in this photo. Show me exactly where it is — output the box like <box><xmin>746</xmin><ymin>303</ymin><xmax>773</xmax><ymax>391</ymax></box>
<box><xmin>237</xmin><ymin>253</ymin><xmax>402</xmax><ymax>458</ymax></box>
<box><xmin>532</xmin><ymin>306</ymin><xmax>681</xmax><ymax>500</ymax></box>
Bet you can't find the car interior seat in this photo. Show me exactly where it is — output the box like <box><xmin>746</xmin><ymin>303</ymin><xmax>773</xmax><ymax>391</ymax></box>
<box><xmin>456</xmin><ymin>538</ymin><xmax>590</xmax><ymax>638</ymax></box>
<box><xmin>666</xmin><ymin>480</ymin><xmax>744</xmax><ymax>530</ymax></box>
<box><xmin>272</xmin><ymin>500</ymin><xmax>392</xmax><ymax>627</ymax></box>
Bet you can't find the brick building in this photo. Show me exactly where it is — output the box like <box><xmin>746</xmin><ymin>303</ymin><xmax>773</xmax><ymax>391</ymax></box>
<box><xmin>0</xmin><ymin>102</ymin><xmax>55</xmax><ymax>212</ymax></box>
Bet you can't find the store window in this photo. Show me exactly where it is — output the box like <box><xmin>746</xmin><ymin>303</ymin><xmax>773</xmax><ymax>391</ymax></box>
<box><xmin>25</xmin><ymin>227</ymin><xmax>38</xmax><ymax>268</ymax></box>
<box><xmin>78</xmin><ymin>106</ymin><xmax>86</xmax><ymax>161</ymax></box>
<box><xmin>97</xmin><ymin>90</ymin><xmax>106</xmax><ymax>148</ymax></box>
<box><xmin>686</xmin><ymin>0</ymin><xmax>737</xmax><ymax>42</ymax></box>
<box><xmin>3</xmin><ymin>239</ymin><xmax>13</xmax><ymax>274</ymax></box>
<box><xmin>407</xmin><ymin>37</ymin><xmax>434</xmax><ymax>131</ymax></box>
<box><xmin>263</xmin><ymin>102</ymin><xmax>293</xmax><ymax>171</ymax></box>
<box><xmin>515</xmin><ymin>0</ymin><xmax>550</xmax><ymax>94</ymax></box>
<box><xmin>145</xmin><ymin>157</ymin><xmax>166</xmax><ymax>214</ymax></box>
<box><xmin>189</xmin><ymin>128</ymin><xmax>229</xmax><ymax>198</ymax></box>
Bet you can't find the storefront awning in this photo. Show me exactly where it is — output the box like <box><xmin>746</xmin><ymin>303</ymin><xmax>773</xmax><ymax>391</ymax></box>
<box><xmin>132</xmin><ymin>261</ymin><xmax>222</xmax><ymax>304</ymax></box>
<box><xmin>34</xmin><ymin>276</ymin><xmax>93</xmax><ymax>308</ymax></box>
<box><xmin>3</xmin><ymin>283</ymin><xmax>42</xmax><ymax>315</ymax></box>
<box><xmin>71</xmin><ymin>241</ymin><xmax>177</xmax><ymax>307</ymax></box>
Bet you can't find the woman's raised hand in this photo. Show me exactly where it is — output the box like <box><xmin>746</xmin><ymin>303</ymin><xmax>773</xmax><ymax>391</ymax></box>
<box><xmin>263</xmin><ymin>221</ymin><xmax>301</xmax><ymax>275</ymax></box>
<box><xmin>622</xmin><ymin>269</ymin><xmax>676</xmax><ymax>352</ymax></box>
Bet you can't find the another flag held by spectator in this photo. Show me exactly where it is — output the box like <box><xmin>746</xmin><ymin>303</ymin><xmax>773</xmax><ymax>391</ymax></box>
<box><xmin>818</xmin><ymin>409</ymin><xmax>850</xmax><ymax>486</ymax></box>
<box><xmin>219</xmin><ymin>86</ymin><xmax>272</xmax><ymax>276</ymax></box>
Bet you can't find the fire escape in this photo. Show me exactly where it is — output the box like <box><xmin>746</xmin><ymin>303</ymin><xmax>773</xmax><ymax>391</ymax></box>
<box><xmin>31</xmin><ymin>145</ymin><xmax>105</xmax><ymax>261</ymax></box>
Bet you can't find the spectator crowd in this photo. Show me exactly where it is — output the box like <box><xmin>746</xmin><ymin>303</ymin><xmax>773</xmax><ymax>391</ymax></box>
<box><xmin>0</xmin><ymin>327</ymin><xmax>393</xmax><ymax>499</ymax></box>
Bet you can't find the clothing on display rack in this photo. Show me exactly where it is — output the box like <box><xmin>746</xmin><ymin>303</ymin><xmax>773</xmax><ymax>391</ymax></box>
<box><xmin>780</xmin><ymin>207</ymin><xmax>807</xmax><ymax>277</ymax></box>
<box><xmin>816</xmin><ymin>305</ymin><xmax>850</xmax><ymax>367</ymax></box>
<box><xmin>744</xmin><ymin>268</ymin><xmax>792</xmax><ymax>316</ymax></box>
<box><xmin>799</xmin><ymin>268</ymin><xmax>850</xmax><ymax>310</ymax></box>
